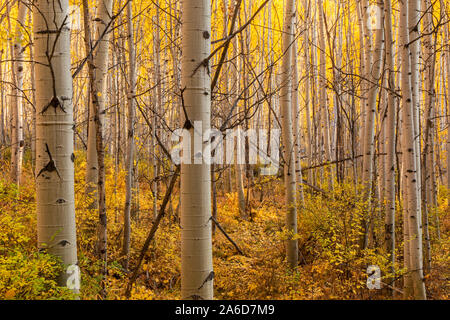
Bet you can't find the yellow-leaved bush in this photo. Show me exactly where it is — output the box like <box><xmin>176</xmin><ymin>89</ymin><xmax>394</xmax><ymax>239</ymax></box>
<box><xmin>0</xmin><ymin>155</ymin><xmax>448</xmax><ymax>299</ymax></box>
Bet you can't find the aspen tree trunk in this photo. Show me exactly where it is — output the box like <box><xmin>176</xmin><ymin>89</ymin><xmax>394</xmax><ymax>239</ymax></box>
<box><xmin>409</xmin><ymin>1</ymin><xmax>422</xmax><ymax>210</ymax></box>
<box><xmin>152</xmin><ymin>2</ymin><xmax>161</xmax><ymax>219</ymax></box>
<box><xmin>291</xmin><ymin>33</ymin><xmax>304</xmax><ymax>203</ymax></box>
<box><xmin>122</xmin><ymin>0</ymin><xmax>136</xmax><ymax>270</ymax></box>
<box><xmin>234</xmin><ymin>28</ymin><xmax>246</xmax><ymax>217</ymax></box>
<box><xmin>302</xmin><ymin>0</ymin><xmax>313</xmax><ymax>184</ymax></box>
<box><xmin>34</xmin><ymin>0</ymin><xmax>79</xmax><ymax>291</ymax></box>
<box><xmin>29</xmin><ymin>9</ymin><xmax>36</xmax><ymax>175</ymax></box>
<box><xmin>281</xmin><ymin>0</ymin><xmax>298</xmax><ymax>269</ymax></box>
<box><xmin>398</xmin><ymin>3</ymin><xmax>412</xmax><ymax>297</ymax></box>
<box><xmin>357</xmin><ymin>0</ymin><xmax>370</xmax><ymax>180</ymax></box>
<box><xmin>310</xmin><ymin>8</ymin><xmax>321</xmax><ymax>181</ymax></box>
<box><xmin>446</xmin><ymin>23</ymin><xmax>450</xmax><ymax>192</ymax></box>
<box><xmin>360</xmin><ymin>0</ymin><xmax>385</xmax><ymax>249</ymax></box>
<box><xmin>399</xmin><ymin>0</ymin><xmax>427</xmax><ymax>299</ymax></box>
<box><xmin>317</xmin><ymin>0</ymin><xmax>333</xmax><ymax>188</ymax></box>
<box><xmin>10</xmin><ymin>1</ymin><xmax>27</xmax><ymax>185</ymax></box>
<box><xmin>421</xmin><ymin>0</ymin><xmax>436</xmax><ymax>274</ymax></box>
<box><xmin>92</xmin><ymin>0</ymin><xmax>113</xmax><ymax>295</ymax></box>
<box><xmin>222</xmin><ymin>0</ymin><xmax>233</xmax><ymax>194</ymax></box>
<box><xmin>384</xmin><ymin>0</ymin><xmax>397</xmax><ymax>285</ymax></box>
<box><xmin>85</xmin><ymin>0</ymin><xmax>113</xmax><ymax>206</ymax></box>
<box><xmin>180</xmin><ymin>0</ymin><xmax>214</xmax><ymax>300</ymax></box>
<box><xmin>334</xmin><ymin>3</ymin><xmax>344</xmax><ymax>183</ymax></box>
<box><xmin>0</xmin><ymin>48</ymin><xmax>4</xmax><ymax>149</ymax></box>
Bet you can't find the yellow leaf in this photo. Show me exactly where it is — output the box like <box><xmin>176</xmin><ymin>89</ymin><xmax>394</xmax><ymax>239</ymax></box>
<box><xmin>5</xmin><ymin>288</ymin><xmax>16</xmax><ymax>299</ymax></box>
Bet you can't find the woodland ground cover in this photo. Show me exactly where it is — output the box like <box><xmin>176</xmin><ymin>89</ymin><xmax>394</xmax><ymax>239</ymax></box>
<box><xmin>1</xmin><ymin>153</ymin><xmax>448</xmax><ymax>300</ymax></box>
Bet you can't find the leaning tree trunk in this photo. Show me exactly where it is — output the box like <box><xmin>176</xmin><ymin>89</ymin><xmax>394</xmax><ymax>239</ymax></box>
<box><xmin>180</xmin><ymin>0</ymin><xmax>214</xmax><ymax>300</ymax></box>
<box><xmin>399</xmin><ymin>0</ymin><xmax>427</xmax><ymax>300</ymax></box>
<box><xmin>280</xmin><ymin>0</ymin><xmax>298</xmax><ymax>269</ymax></box>
<box><xmin>34</xmin><ymin>0</ymin><xmax>79</xmax><ymax>292</ymax></box>
<box><xmin>10</xmin><ymin>1</ymin><xmax>27</xmax><ymax>185</ymax></box>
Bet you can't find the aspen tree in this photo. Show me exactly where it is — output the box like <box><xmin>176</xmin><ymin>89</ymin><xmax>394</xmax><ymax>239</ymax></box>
<box><xmin>122</xmin><ymin>0</ymin><xmax>137</xmax><ymax>270</ymax></box>
<box><xmin>180</xmin><ymin>0</ymin><xmax>214</xmax><ymax>300</ymax></box>
<box><xmin>317</xmin><ymin>0</ymin><xmax>333</xmax><ymax>187</ymax></box>
<box><xmin>409</xmin><ymin>0</ymin><xmax>422</xmax><ymax>206</ymax></box>
<box><xmin>10</xmin><ymin>1</ymin><xmax>27</xmax><ymax>185</ymax></box>
<box><xmin>311</xmin><ymin>5</ymin><xmax>322</xmax><ymax>181</ymax></box>
<box><xmin>152</xmin><ymin>2</ymin><xmax>161</xmax><ymax>219</ymax></box>
<box><xmin>302</xmin><ymin>0</ymin><xmax>313</xmax><ymax>184</ymax></box>
<box><xmin>384</xmin><ymin>0</ymin><xmax>397</xmax><ymax>282</ymax></box>
<box><xmin>360</xmin><ymin>0</ymin><xmax>384</xmax><ymax>249</ymax></box>
<box><xmin>0</xmin><ymin>48</ymin><xmax>4</xmax><ymax>149</ymax></box>
<box><xmin>85</xmin><ymin>0</ymin><xmax>114</xmax><ymax>206</ymax></box>
<box><xmin>234</xmin><ymin>21</ymin><xmax>246</xmax><ymax>218</ymax></box>
<box><xmin>399</xmin><ymin>0</ymin><xmax>427</xmax><ymax>299</ymax></box>
<box><xmin>281</xmin><ymin>0</ymin><xmax>298</xmax><ymax>268</ymax></box>
<box><xmin>421</xmin><ymin>0</ymin><xmax>436</xmax><ymax>274</ymax></box>
<box><xmin>34</xmin><ymin>0</ymin><xmax>79</xmax><ymax>291</ymax></box>
<box><xmin>357</xmin><ymin>0</ymin><xmax>370</xmax><ymax>178</ymax></box>
<box><xmin>446</xmin><ymin>21</ymin><xmax>450</xmax><ymax>191</ymax></box>
<box><xmin>29</xmin><ymin>9</ymin><xmax>36</xmax><ymax>175</ymax></box>
<box><xmin>291</xmin><ymin>30</ymin><xmax>304</xmax><ymax>203</ymax></box>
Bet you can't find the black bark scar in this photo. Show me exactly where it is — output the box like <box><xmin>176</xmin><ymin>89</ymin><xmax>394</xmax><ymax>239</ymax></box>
<box><xmin>36</xmin><ymin>143</ymin><xmax>61</xmax><ymax>179</ymax></box>
<box><xmin>41</xmin><ymin>96</ymin><xmax>66</xmax><ymax>114</ymax></box>
<box><xmin>198</xmin><ymin>271</ymin><xmax>214</xmax><ymax>290</ymax></box>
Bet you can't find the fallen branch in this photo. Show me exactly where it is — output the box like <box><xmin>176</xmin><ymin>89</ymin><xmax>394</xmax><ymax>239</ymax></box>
<box><xmin>125</xmin><ymin>165</ymin><xmax>180</xmax><ymax>298</ymax></box>
<box><xmin>211</xmin><ymin>216</ymin><xmax>245</xmax><ymax>256</ymax></box>
<box><xmin>300</xmin><ymin>180</ymin><xmax>330</xmax><ymax>199</ymax></box>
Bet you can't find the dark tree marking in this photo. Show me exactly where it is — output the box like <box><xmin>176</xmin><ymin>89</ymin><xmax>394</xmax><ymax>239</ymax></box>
<box><xmin>57</xmin><ymin>240</ymin><xmax>70</xmax><ymax>247</ymax></box>
<box><xmin>189</xmin><ymin>294</ymin><xmax>204</xmax><ymax>300</ymax></box>
<box><xmin>40</xmin><ymin>96</ymin><xmax>66</xmax><ymax>114</ymax></box>
<box><xmin>36</xmin><ymin>143</ymin><xmax>61</xmax><ymax>179</ymax></box>
<box><xmin>202</xmin><ymin>59</ymin><xmax>210</xmax><ymax>76</ymax></box>
<box><xmin>180</xmin><ymin>87</ymin><xmax>193</xmax><ymax>130</ymax></box>
<box><xmin>71</xmin><ymin>153</ymin><xmax>75</xmax><ymax>162</ymax></box>
<box><xmin>198</xmin><ymin>271</ymin><xmax>214</xmax><ymax>290</ymax></box>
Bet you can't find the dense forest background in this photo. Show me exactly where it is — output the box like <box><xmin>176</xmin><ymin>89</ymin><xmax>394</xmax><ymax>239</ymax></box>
<box><xmin>0</xmin><ymin>0</ymin><xmax>449</xmax><ymax>300</ymax></box>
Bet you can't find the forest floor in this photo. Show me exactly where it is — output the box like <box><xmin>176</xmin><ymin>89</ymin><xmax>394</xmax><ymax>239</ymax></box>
<box><xmin>0</xmin><ymin>152</ymin><xmax>449</xmax><ymax>300</ymax></box>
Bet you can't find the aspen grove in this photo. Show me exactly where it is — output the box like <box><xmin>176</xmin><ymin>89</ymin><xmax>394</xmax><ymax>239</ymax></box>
<box><xmin>0</xmin><ymin>0</ymin><xmax>449</xmax><ymax>300</ymax></box>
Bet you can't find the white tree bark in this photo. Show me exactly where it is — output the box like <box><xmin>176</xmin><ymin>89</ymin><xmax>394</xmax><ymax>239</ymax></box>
<box><xmin>302</xmin><ymin>0</ymin><xmax>312</xmax><ymax>184</ymax></box>
<box><xmin>317</xmin><ymin>0</ymin><xmax>333</xmax><ymax>187</ymax></box>
<box><xmin>399</xmin><ymin>0</ymin><xmax>426</xmax><ymax>299</ymax></box>
<box><xmin>384</xmin><ymin>0</ymin><xmax>397</xmax><ymax>282</ymax></box>
<box><xmin>281</xmin><ymin>0</ymin><xmax>298</xmax><ymax>269</ymax></box>
<box><xmin>10</xmin><ymin>1</ymin><xmax>27</xmax><ymax>185</ymax></box>
<box><xmin>233</xmin><ymin>23</ymin><xmax>246</xmax><ymax>217</ymax></box>
<box><xmin>152</xmin><ymin>2</ymin><xmax>161</xmax><ymax>219</ymax></box>
<box><xmin>421</xmin><ymin>0</ymin><xmax>436</xmax><ymax>274</ymax></box>
<box><xmin>34</xmin><ymin>0</ymin><xmax>79</xmax><ymax>292</ymax></box>
<box><xmin>85</xmin><ymin>0</ymin><xmax>113</xmax><ymax>204</ymax></box>
<box><xmin>360</xmin><ymin>0</ymin><xmax>385</xmax><ymax>249</ymax></box>
<box><xmin>291</xmin><ymin>31</ymin><xmax>304</xmax><ymax>203</ymax></box>
<box><xmin>180</xmin><ymin>0</ymin><xmax>214</xmax><ymax>300</ymax></box>
<box><xmin>122</xmin><ymin>0</ymin><xmax>137</xmax><ymax>270</ymax></box>
<box><xmin>446</xmin><ymin>21</ymin><xmax>450</xmax><ymax>192</ymax></box>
